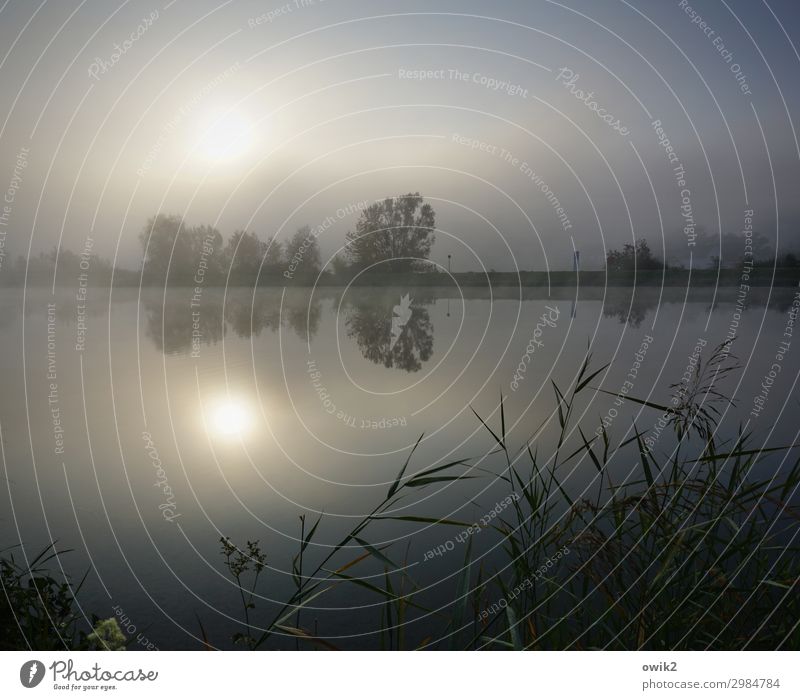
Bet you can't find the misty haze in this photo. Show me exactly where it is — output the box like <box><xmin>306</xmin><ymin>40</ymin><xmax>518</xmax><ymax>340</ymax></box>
<box><xmin>1</xmin><ymin>0</ymin><xmax>800</xmax><ymax>665</ymax></box>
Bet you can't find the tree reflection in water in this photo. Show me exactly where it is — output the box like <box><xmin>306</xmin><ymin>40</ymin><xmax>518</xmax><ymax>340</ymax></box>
<box><xmin>143</xmin><ymin>288</ymin><xmax>431</xmax><ymax>371</ymax></box>
<box><xmin>343</xmin><ymin>292</ymin><xmax>434</xmax><ymax>372</ymax></box>
<box><xmin>143</xmin><ymin>290</ymin><xmax>321</xmax><ymax>354</ymax></box>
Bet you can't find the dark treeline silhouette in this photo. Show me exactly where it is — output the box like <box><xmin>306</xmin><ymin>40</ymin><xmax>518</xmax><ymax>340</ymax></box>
<box><xmin>0</xmin><ymin>194</ymin><xmax>438</xmax><ymax>288</ymax></box>
<box><xmin>6</xmin><ymin>199</ymin><xmax>800</xmax><ymax>287</ymax></box>
<box><xmin>605</xmin><ymin>239</ymin><xmax>663</xmax><ymax>272</ymax></box>
<box><xmin>607</xmin><ymin>234</ymin><xmax>800</xmax><ymax>272</ymax></box>
<box><xmin>138</xmin><ymin>213</ymin><xmax>322</xmax><ymax>286</ymax></box>
<box><xmin>140</xmin><ymin>193</ymin><xmax>436</xmax><ymax>286</ymax></box>
<box><xmin>662</xmin><ymin>227</ymin><xmax>800</xmax><ymax>269</ymax></box>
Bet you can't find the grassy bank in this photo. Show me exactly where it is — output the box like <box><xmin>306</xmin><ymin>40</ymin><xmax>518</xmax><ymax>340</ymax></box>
<box><xmin>7</xmin><ymin>268</ymin><xmax>800</xmax><ymax>288</ymax></box>
<box><xmin>322</xmin><ymin>268</ymin><xmax>800</xmax><ymax>288</ymax></box>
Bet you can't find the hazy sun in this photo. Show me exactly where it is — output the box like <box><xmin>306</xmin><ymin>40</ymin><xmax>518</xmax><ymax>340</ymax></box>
<box><xmin>209</xmin><ymin>398</ymin><xmax>252</xmax><ymax>437</ymax></box>
<box><xmin>194</xmin><ymin>108</ymin><xmax>253</xmax><ymax>162</ymax></box>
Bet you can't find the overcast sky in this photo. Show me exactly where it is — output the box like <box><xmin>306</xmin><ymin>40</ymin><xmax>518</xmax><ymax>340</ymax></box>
<box><xmin>1</xmin><ymin>0</ymin><xmax>799</xmax><ymax>272</ymax></box>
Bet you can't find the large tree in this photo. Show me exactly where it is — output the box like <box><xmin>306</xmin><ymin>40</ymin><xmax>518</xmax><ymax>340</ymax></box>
<box><xmin>191</xmin><ymin>224</ymin><xmax>225</xmax><ymax>285</ymax></box>
<box><xmin>224</xmin><ymin>230</ymin><xmax>267</xmax><ymax>283</ymax></box>
<box><xmin>284</xmin><ymin>226</ymin><xmax>321</xmax><ymax>281</ymax></box>
<box><xmin>345</xmin><ymin>193</ymin><xmax>435</xmax><ymax>273</ymax></box>
<box><xmin>262</xmin><ymin>237</ymin><xmax>284</xmax><ymax>278</ymax></box>
<box><xmin>139</xmin><ymin>214</ymin><xmax>189</xmax><ymax>283</ymax></box>
<box><xmin>139</xmin><ymin>214</ymin><xmax>224</xmax><ymax>285</ymax></box>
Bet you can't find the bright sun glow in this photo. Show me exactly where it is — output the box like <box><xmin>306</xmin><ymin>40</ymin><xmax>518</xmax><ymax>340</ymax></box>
<box><xmin>194</xmin><ymin>109</ymin><xmax>254</xmax><ymax>162</ymax></box>
<box><xmin>209</xmin><ymin>399</ymin><xmax>252</xmax><ymax>437</ymax></box>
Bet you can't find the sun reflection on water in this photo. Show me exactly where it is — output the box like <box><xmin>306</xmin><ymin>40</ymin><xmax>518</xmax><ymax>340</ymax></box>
<box><xmin>207</xmin><ymin>397</ymin><xmax>253</xmax><ymax>437</ymax></box>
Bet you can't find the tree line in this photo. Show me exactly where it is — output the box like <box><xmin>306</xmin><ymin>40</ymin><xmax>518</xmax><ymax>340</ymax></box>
<box><xmin>607</xmin><ymin>235</ymin><xmax>800</xmax><ymax>272</ymax></box>
<box><xmin>139</xmin><ymin>192</ymin><xmax>436</xmax><ymax>285</ymax></box>
<box><xmin>0</xmin><ymin>193</ymin><xmax>437</xmax><ymax>287</ymax></box>
<box><xmin>7</xmin><ymin>196</ymin><xmax>800</xmax><ymax>286</ymax></box>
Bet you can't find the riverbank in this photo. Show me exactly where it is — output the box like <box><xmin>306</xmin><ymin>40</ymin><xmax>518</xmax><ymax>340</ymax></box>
<box><xmin>6</xmin><ymin>267</ymin><xmax>800</xmax><ymax>288</ymax></box>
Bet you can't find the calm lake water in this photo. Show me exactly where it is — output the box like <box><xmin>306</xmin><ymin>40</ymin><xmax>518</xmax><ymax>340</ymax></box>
<box><xmin>2</xmin><ymin>285</ymin><xmax>799</xmax><ymax>648</ymax></box>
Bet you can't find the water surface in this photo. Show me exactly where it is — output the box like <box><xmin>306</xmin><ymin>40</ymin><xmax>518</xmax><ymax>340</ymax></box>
<box><xmin>2</xmin><ymin>285</ymin><xmax>798</xmax><ymax>648</ymax></box>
